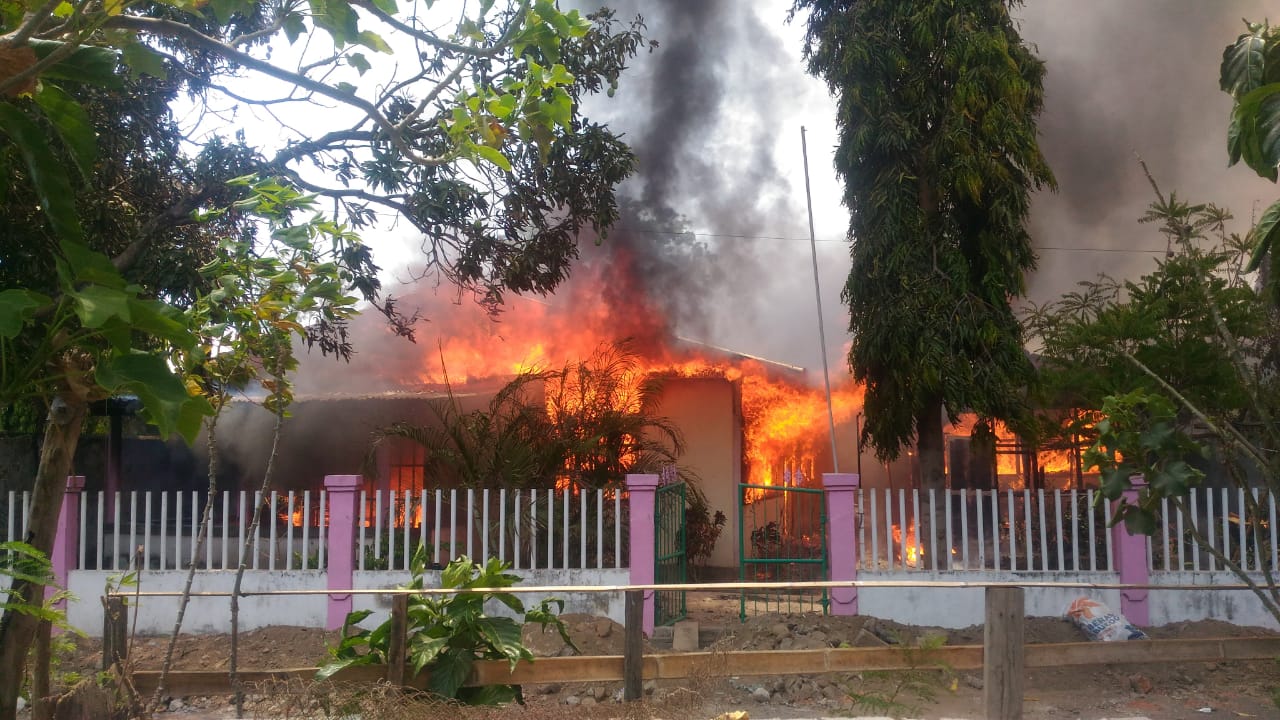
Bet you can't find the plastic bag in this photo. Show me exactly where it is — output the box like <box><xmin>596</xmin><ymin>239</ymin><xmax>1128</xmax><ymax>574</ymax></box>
<box><xmin>1066</xmin><ymin>597</ymin><xmax>1148</xmax><ymax>641</ymax></box>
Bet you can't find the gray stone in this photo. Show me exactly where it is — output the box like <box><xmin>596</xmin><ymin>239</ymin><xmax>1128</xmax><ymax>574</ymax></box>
<box><xmin>672</xmin><ymin>620</ymin><xmax>700</xmax><ymax>652</ymax></box>
<box><xmin>770</xmin><ymin>622</ymin><xmax>790</xmax><ymax>639</ymax></box>
<box><xmin>564</xmin><ymin>695</ymin><xmax>581</xmax><ymax>706</ymax></box>
<box><xmin>964</xmin><ymin>673</ymin><xmax>984</xmax><ymax>690</ymax></box>
<box><xmin>643</xmin><ymin>679</ymin><xmax>658</xmax><ymax>695</ymax></box>
<box><xmin>752</xmin><ymin>687</ymin><xmax>772</xmax><ymax>703</ymax></box>
<box><xmin>592</xmin><ymin>685</ymin><xmax>610</xmax><ymax>701</ymax></box>
<box><xmin>539</xmin><ymin>683</ymin><xmax>562</xmax><ymax>695</ymax></box>
<box><xmin>581</xmin><ymin>697</ymin><xmax>597</xmax><ymax>706</ymax></box>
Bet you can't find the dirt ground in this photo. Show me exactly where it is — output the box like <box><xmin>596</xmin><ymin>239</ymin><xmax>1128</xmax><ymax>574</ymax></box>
<box><xmin>59</xmin><ymin>592</ymin><xmax>1280</xmax><ymax>719</ymax></box>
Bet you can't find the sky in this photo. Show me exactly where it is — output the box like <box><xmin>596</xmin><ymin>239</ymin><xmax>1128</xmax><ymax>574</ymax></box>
<box><xmin>285</xmin><ymin>0</ymin><xmax>1278</xmax><ymax>391</ymax></box>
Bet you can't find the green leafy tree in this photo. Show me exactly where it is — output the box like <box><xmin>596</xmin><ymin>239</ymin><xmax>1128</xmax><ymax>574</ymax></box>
<box><xmin>1222</xmin><ymin>19</ymin><xmax>1280</xmax><ymax>301</ymax></box>
<box><xmin>0</xmin><ymin>3</ymin><xmax>648</xmax><ymax>717</ymax></box>
<box><xmin>793</xmin><ymin>0</ymin><xmax>1055</xmax><ymax>559</ymax></box>
<box><xmin>1030</xmin><ymin>180</ymin><xmax>1280</xmax><ymax>624</ymax></box>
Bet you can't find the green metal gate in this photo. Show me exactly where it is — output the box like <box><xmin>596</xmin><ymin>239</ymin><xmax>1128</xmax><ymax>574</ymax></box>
<box><xmin>738</xmin><ymin>483</ymin><xmax>828</xmax><ymax>620</ymax></box>
<box><xmin>654</xmin><ymin>481</ymin><xmax>687</xmax><ymax>626</ymax></box>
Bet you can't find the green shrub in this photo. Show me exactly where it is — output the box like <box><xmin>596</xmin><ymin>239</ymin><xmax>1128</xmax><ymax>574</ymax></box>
<box><xmin>317</xmin><ymin>550</ymin><xmax>574</xmax><ymax>705</ymax></box>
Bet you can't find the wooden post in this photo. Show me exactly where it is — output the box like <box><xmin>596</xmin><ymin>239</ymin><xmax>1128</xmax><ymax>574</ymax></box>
<box><xmin>387</xmin><ymin>594</ymin><xmax>408</xmax><ymax>685</ymax></box>
<box><xmin>984</xmin><ymin>586</ymin><xmax>1025</xmax><ymax>720</ymax></box>
<box><xmin>101</xmin><ymin>596</ymin><xmax>127</xmax><ymax>672</ymax></box>
<box><xmin>623</xmin><ymin>589</ymin><xmax>643</xmax><ymax>701</ymax></box>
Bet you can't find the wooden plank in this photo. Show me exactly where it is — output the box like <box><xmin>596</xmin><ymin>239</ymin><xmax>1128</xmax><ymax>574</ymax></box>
<box><xmin>984</xmin><ymin>586</ymin><xmax>1025</xmax><ymax>720</ymax></box>
<box><xmin>132</xmin><ymin>636</ymin><xmax>1280</xmax><ymax>698</ymax></box>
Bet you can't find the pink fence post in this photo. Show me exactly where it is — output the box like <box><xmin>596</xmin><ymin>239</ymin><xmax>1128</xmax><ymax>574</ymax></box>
<box><xmin>325</xmin><ymin>474</ymin><xmax>360</xmax><ymax>630</ymax></box>
<box><xmin>823</xmin><ymin>473</ymin><xmax>860</xmax><ymax>615</ymax></box>
<box><xmin>1111</xmin><ymin>475</ymin><xmax>1150</xmax><ymax>626</ymax></box>
<box><xmin>49</xmin><ymin>476</ymin><xmax>85</xmax><ymax>617</ymax></box>
<box><xmin>626</xmin><ymin>474</ymin><xmax>658</xmax><ymax>637</ymax></box>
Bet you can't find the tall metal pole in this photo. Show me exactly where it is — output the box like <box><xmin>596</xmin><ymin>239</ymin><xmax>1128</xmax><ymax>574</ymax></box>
<box><xmin>801</xmin><ymin>126</ymin><xmax>840</xmax><ymax>474</ymax></box>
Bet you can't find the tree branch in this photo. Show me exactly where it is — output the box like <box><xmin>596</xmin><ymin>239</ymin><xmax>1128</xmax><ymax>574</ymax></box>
<box><xmin>105</xmin><ymin>15</ymin><xmax>454</xmax><ymax>168</ymax></box>
<box><xmin>349</xmin><ymin>0</ymin><xmax>528</xmax><ymax>59</ymax></box>
<box><xmin>1</xmin><ymin>0</ymin><xmax>64</xmax><ymax>47</ymax></box>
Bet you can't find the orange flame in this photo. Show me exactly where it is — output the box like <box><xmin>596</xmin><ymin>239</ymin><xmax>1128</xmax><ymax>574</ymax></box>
<box><xmin>892</xmin><ymin>523</ymin><xmax>923</xmax><ymax>567</ymax></box>
<box><xmin>385</xmin><ymin>253</ymin><xmax>866</xmax><ymax>493</ymax></box>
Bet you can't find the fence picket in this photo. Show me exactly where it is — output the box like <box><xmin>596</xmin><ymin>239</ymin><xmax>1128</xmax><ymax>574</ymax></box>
<box><xmin>960</xmin><ymin>490</ymin><xmax>970</xmax><ymax>570</ymax></box>
<box><xmin>433</xmin><ymin>489</ymin><xmax>443</xmax><ymax>566</ymax></box>
<box><xmin>1161</xmin><ymin>496</ymin><xmax>1170</xmax><ymax>572</ymax></box>
<box><xmin>78</xmin><ymin>491</ymin><xmax>88</xmax><ymax>571</ymax></box>
<box><xmin>530</xmin><ymin>490</ymin><xmax>539</xmax><ymax>570</ymax></box>
<box><xmin>597</xmin><ymin>490</ymin><xmax>604</xmax><ymax>569</ymax></box>
<box><xmin>1206</xmin><ymin>490</ymin><xmax>1216</xmax><ymax>572</ymax></box>
<box><xmin>1007</xmin><ymin>490</ymin><xmax>1016</xmax><ymax>572</ymax></box>
<box><xmin>498</xmin><ymin>489</ymin><xmax>506</xmax><ymax>564</ymax></box>
<box><xmin>614</xmin><ymin>491</ymin><xmax>622</xmax><ymax>569</ymax></box>
<box><xmin>465</xmin><ymin>489</ymin><xmax>474</xmax><ymax>560</ymax></box>
<box><xmin>928</xmin><ymin>488</ymin><xmax>937</xmax><ymax>571</ymax></box>
<box><xmin>562</xmin><ymin>487</ymin><xmax>569</xmax><ymax>571</ymax></box>
<box><xmin>1238</xmin><ymin>488</ymin><xmax>1248</xmax><ymax>571</ymax></box>
<box><xmin>1054</xmin><ymin>490</ymin><xmax>1064</xmax><ymax>572</ymax></box>
<box><xmin>1271</xmin><ymin>490</ymin><xmax>1278</xmax><ymax>574</ymax></box>
<box><xmin>1221</xmin><ymin>488</ymin><xmax>1231</xmax><ymax>566</ymax></box>
<box><xmin>1086</xmin><ymin>490</ymin><xmax>1096</xmax><ymax>572</ymax></box>
<box><xmin>868</xmin><ymin>490</ymin><xmax>878</xmax><ymax>569</ymax></box>
<box><xmin>418</xmin><ymin>489</ymin><xmax>428</xmax><ymax>567</ymax></box>
<box><xmin>1103</xmin><ymin>496</ymin><xmax>1114</xmax><ymax>571</ymax></box>
<box><xmin>303</xmin><ymin>491</ymin><xmax>313</xmax><ymax>570</ymax></box>
<box><xmin>143</xmin><ymin>492</ymin><xmax>152</xmax><ymax>571</ymax></box>
<box><xmin>318</xmin><ymin>490</ymin><xmax>327</xmax><ymax>570</ymax></box>
<box><xmin>1022</xmin><ymin>490</ymin><xmax>1032</xmax><ymax>572</ymax></box>
<box><xmin>482</xmin><ymin>488</ymin><xmax>490</xmax><ymax>562</ymax></box>
<box><xmin>21</xmin><ymin>491</ymin><xmax>30</xmax><ymax>543</ymax></box>
<box><xmin>990</xmin><ymin>489</ymin><xmax>1000</xmax><ymax>571</ymax></box>
<box><xmin>450</xmin><ymin>488</ymin><xmax>458</xmax><ymax>566</ymax></box>
<box><xmin>944</xmin><ymin>490</ymin><xmax>952</xmax><ymax>571</ymax></box>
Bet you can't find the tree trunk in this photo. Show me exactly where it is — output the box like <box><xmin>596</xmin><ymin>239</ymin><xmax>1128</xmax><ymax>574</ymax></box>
<box><xmin>0</xmin><ymin>392</ymin><xmax>88</xmax><ymax>720</ymax></box>
<box><xmin>916</xmin><ymin>396</ymin><xmax>948</xmax><ymax>570</ymax></box>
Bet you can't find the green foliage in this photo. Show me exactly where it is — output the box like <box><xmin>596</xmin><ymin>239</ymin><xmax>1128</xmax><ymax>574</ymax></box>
<box><xmin>0</xmin><ymin>238</ymin><xmax>212</xmax><ymax>443</ymax></box>
<box><xmin>316</xmin><ymin>553</ymin><xmax>573</xmax><ymax>705</ymax></box>
<box><xmin>844</xmin><ymin>632</ymin><xmax>955</xmax><ymax>719</ymax></box>
<box><xmin>1083</xmin><ymin>391</ymin><xmax>1205</xmax><ymax>535</ymax></box>
<box><xmin>1221</xmin><ymin>19</ymin><xmax>1280</xmax><ymax>300</ymax></box>
<box><xmin>793</xmin><ymin>0</ymin><xmax>1055</xmax><ymax>477</ymax></box>
<box><xmin>1027</xmin><ymin>201</ymin><xmax>1266</xmax><ymax>415</ymax></box>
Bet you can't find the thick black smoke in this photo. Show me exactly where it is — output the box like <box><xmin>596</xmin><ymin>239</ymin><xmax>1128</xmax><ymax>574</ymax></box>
<box><xmin>577</xmin><ymin>0</ymin><xmax>798</xmax><ymax>345</ymax></box>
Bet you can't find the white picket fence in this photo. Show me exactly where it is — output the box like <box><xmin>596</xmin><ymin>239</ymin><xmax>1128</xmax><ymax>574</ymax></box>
<box><xmin>854</xmin><ymin>487</ymin><xmax>1278</xmax><ymax>574</ymax></box>
<box><xmin>1</xmin><ymin>486</ymin><xmax>628</xmax><ymax>573</ymax></box>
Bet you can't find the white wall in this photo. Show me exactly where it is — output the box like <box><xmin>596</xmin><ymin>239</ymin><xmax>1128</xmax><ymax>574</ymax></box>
<box><xmin>856</xmin><ymin>571</ymin><xmax>1280</xmax><ymax>630</ymax></box>
<box><xmin>67</xmin><ymin>568</ymin><xmax>629</xmax><ymax>637</ymax></box>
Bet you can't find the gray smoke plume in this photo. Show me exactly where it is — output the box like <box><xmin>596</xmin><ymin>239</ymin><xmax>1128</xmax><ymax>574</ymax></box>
<box><xmin>1018</xmin><ymin>0</ymin><xmax>1276</xmax><ymax>305</ymax></box>
<box><xmin>291</xmin><ymin>0</ymin><xmax>1280</xmax><ymax>398</ymax></box>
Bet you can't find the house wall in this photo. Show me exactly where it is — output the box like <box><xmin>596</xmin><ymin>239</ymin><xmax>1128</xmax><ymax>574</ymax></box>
<box><xmin>653</xmin><ymin>378</ymin><xmax>740</xmax><ymax>568</ymax></box>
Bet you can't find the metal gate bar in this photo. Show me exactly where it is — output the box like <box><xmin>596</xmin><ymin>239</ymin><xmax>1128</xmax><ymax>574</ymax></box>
<box><xmin>738</xmin><ymin>482</ymin><xmax>827</xmax><ymax>620</ymax></box>
<box><xmin>654</xmin><ymin>481</ymin><xmax>687</xmax><ymax>625</ymax></box>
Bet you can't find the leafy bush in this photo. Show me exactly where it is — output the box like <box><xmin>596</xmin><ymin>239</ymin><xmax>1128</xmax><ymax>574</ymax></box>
<box><xmin>685</xmin><ymin>502</ymin><xmax>726</xmax><ymax>578</ymax></box>
<box><xmin>317</xmin><ymin>551</ymin><xmax>574</xmax><ymax>705</ymax></box>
